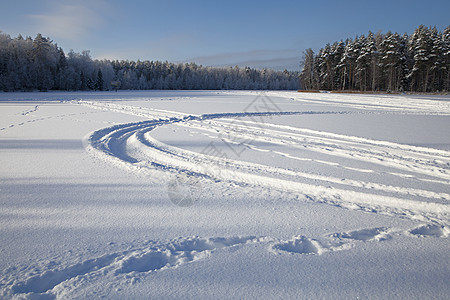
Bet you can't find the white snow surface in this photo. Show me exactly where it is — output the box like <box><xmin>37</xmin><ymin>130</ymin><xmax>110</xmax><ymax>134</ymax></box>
<box><xmin>0</xmin><ymin>90</ymin><xmax>449</xmax><ymax>299</ymax></box>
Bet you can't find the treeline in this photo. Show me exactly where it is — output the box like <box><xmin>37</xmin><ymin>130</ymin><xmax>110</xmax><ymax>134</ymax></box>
<box><xmin>300</xmin><ymin>25</ymin><xmax>450</xmax><ymax>93</ymax></box>
<box><xmin>0</xmin><ymin>32</ymin><xmax>300</xmax><ymax>92</ymax></box>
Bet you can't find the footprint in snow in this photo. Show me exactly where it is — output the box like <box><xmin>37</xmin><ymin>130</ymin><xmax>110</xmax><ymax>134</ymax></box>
<box><xmin>330</xmin><ymin>227</ymin><xmax>392</xmax><ymax>242</ymax></box>
<box><xmin>271</xmin><ymin>236</ymin><xmax>328</xmax><ymax>255</ymax></box>
<box><xmin>5</xmin><ymin>226</ymin><xmax>447</xmax><ymax>298</ymax></box>
<box><xmin>271</xmin><ymin>234</ymin><xmax>356</xmax><ymax>255</ymax></box>
<box><xmin>6</xmin><ymin>236</ymin><xmax>258</xmax><ymax>298</ymax></box>
<box><xmin>409</xmin><ymin>224</ymin><xmax>449</xmax><ymax>238</ymax></box>
<box><xmin>272</xmin><ymin>227</ymin><xmax>392</xmax><ymax>256</ymax></box>
<box><xmin>115</xmin><ymin>236</ymin><xmax>257</xmax><ymax>274</ymax></box>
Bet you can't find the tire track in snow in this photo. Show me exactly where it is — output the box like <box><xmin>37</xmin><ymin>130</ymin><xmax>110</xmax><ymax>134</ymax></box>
<box><xmin>267</xmin><ymin>91</ymin><xmax>450</xmax><ymax>115</ymax></box>
<box><xmin>184</xmin><ymin>118</ymin><xmax>450</xmax><ymax>182</ymax></box>
<box><xmin>80</xmin><ymin>101</ymin><xmax>450</xmax><ymax>226</ymax></box>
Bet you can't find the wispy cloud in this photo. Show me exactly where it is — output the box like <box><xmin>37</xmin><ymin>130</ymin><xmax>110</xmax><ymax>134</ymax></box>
<box><xmin>28</xmin><ymin>3</ymin><xmax>106</xmax><ymax>41</ymax></box>
<box><xmin>96</xmin><ymin>34</ymin><xmax>198</xmax><ymax>62</ymax></box>
<box><xmin>187</xmin><ymin>49</ymin><xmax>301</xmax><ymax>71</ymax></box>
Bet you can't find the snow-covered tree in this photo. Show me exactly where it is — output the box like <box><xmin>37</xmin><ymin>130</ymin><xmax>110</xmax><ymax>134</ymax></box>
<box><xmin>443</xmin><ymin>26</ymin><xmax>450</xmax><ymax>91</ymax></box>
<box><xmin>299</xmin><ymin>48</ymin><xmax>317</xmax><ymax>90</ymax></box>
<box><xmin>379</xmin><ymin>32</ymin><xmax>405</xmax><ymax>91</ymax></box>
<box><xmin>408</xmin><ymin>25</ymin><xmax>434</xmax><ymax>92</ymax></box>
<box><xmin>300</xmin><ymin>25</ymin><xmax>449</xmax><ymax>93</ymax></box>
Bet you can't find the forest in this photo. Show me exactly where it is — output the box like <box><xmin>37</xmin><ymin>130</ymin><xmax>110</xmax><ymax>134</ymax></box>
<box><xmin>0</xmin><ymin>32</ymin><xmax>300</xmax><ymax>92</ymax></box>
<box><xmin>300</xmin><ymin>25</ymin><xmax>450</xmax><ymax>93</ymax></box>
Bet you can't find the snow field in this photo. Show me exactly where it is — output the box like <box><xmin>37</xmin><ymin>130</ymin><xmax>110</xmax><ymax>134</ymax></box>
<box><xmin>0</xmin><ymin>91</ymin><xmax>449</xmax><ymax>299</ymax></box>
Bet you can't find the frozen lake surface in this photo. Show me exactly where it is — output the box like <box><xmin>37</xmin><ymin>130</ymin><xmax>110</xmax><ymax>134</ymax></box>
<box><xmin>1</xmin><ymin>90</ymin><xmax>449</xmax><ymax>299</ymax></box>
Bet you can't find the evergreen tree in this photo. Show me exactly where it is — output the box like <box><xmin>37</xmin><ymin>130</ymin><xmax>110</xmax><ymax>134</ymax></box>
<box><xmin>299</xmin><ymin>25</ymin><xmax>449</xmax><ymax>93</ymax></box>
<box><xmin>408</xmin><ymin>25</ymin><xmax>434</xmax><ymax>92</ymax></box>
<box><xmin>428</xmin><ymin>27</ymin><xmax>445</xmax><ymax>91</ymax></box>
<box><xmin>339</xmin><ymin>38</ymin><xmax>359</xmax><ymax>90</ymax></box>
<box><xmin>318</xmin><ymin>44</ymin><xmax>333</xmax><ymax>90</ymax></box>
<box><xmin>95</xmin><ymin>69</ymin><xmax>104</xmax><ymax>91</ymax></box>
<box><xmin>31</xmin><ymin>33</ymin><xmax>57</xmax><ymax>91</ymax></box>
<box><xmin>356</xmin><ymin>35</ymin><xmax>371</xmax><ymax>91</ymax></box>
<box><xmin>443</xmin><ymin>26</ymin><xmax>450</xmax><ymax>91</ymax></box>
<box><xmin>54</xmin><ymin>47</ymin><xmax>67</xmax><ymax>90</ymax></box>
<box><xmin>379</xmin><ymin>32</ymin><xmax>404</xmax><ymax>91</ymax></box>
<box><xmin>299</xmin><ymin>48</ymin><xmax>317</xmax><ymax>90</ymax></box>
<box><xmin>0</xmin><ymin>30</ymin><xmax>308</xmax><ymax>92</ymax></box>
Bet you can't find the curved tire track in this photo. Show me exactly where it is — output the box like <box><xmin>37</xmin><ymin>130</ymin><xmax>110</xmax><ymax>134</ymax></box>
<box><xmin>81</xmin><ymin>101</ymin><xmax>450</xmax><ymax>226</ymax></box>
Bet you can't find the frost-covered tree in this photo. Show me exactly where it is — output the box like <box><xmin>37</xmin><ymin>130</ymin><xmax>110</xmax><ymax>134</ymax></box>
<box><xmin>300</xmin><ymin>25</ymin><xmax>449</xmax><ymax>93</ymax></box>
<box><xmin>379</xmin><ymin>32</ymin><xmax>405</xmax><ymax>91</ymax></box>
<box><xmin>95</xmin><ymin>69</ymin><xmax>104</xmax><ymax>91</ymax></box>
<box><xmin>31</xmin><ymin>33</ymin><xmax>58</xmax><ymax>91</ymax></box>
<box><xmin>299</xmin><ymin>48</ymin><xmax>318</xmax><ymax>90</ymax></box>
<box><xmin>355</xmin><ymin>35</ymin><xmax>371</xmax><ymax>91</ymax></box>
<box><xmin>317</xmin><ymin>44</ymin><xmax>333</xmax><ymax>90</ymax></box>
<box><xmin>338</xmin><ymin>38</ymin><xmax>360</xmax><ymax>90</ymax></box>
<box><xmin>0</xmin><ymin>31</ymin><xmax>300</xmax><ymax>92</ymax></box>
<box><xmin>408</xmin><ymin>25</ymin><xmax>434</xmax><ymax>92</ymax></box>
<box><xmin>443</xmin><ymin>26</ymin><xmax>450</xmax><ymax>91</ymax></box>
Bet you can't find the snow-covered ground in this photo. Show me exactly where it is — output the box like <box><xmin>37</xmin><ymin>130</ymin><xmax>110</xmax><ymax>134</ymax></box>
<box><xmin>0</xmin><ymin>90</ymin><xmax>449</xmax><ymax>299</ymax></box>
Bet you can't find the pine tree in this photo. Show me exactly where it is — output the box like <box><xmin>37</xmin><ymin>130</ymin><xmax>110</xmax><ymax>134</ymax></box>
<box><xmin>379</xmin><ymin>32</ymin><xmax>404</xmax><ymax>91</ymax></box>
<box><xmin>428</xmin><ymin>27</ymin><xmax>446</xmax><ymax>91</ymax></box>
<box><xmin>355</xmin><ymin>35</ymin><xmax>370</xmax><ymax>91</ymax></box>
<box><xmin>55</xmin><ymin>47</ymin><xmax>67</xmax><ymax>90</ymax></box>
<box><xmin>299</xmin><ymin>48</ymin><xmax>317</xmax><ymax>90</ymax></box>
<box><xmin>339</xmin><ymin>38</ymin><xmax>360</xmax><ymax>90</ymax></box>
<box><xmin>330</xmin><ymin>41</ymin><xmax>345</xmax><ymax>90</ymax></box>
<box><xmin>318</xmin><ymin>44</ymin><xmax>333</xmax><ymax>90</ymax></box>
<box><xmin>31</xmin><ymin>33</ymin><xmax>57</xmax><ymax>91</ymax></box>
<box><xmin>79</xmin><ymin>71</ymin><xmax>87</xmax><ymax>90</ymax></box>
<box><xmin>95</xmin><ymin>69</ymin><xmax>104</xmax><ymax>91</ymax></box>
<box><xmin>443</xmin><ymin>26</ymin><xmax>450</xmax><ymax>91</ymax></box>
<box><xmin>408</xmin><ymin>25</ymin><xmax>434</xmax><ymax>92</ymax></box>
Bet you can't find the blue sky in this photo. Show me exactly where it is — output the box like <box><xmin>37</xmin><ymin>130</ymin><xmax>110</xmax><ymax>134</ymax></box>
<box><xmin>1</xmin><ymin>0</ymin><xmax>449</xmax><ymax>71</ymax></box>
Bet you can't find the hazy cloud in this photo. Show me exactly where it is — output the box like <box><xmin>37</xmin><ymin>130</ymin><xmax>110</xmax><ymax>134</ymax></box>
<box><xmin>96</xmin><ymin>34</ymin><xmax>198</xmax><ymax>62</ymax></box>
<box><xmin>28</xmin><ymin>3</ymin><xmax>105</xmax><ymax>41</ymax></box>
